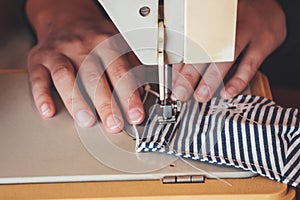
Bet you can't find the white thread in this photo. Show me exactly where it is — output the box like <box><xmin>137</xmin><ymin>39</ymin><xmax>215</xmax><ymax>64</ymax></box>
<box><xmin>210</xmin><ymin>102</ymin><xmax>253</xmax><ymax>114</ymax></box>
<box><xmin>144</xmin><ymin>84</ymin><xmax>160</xmax><ymax>98</ymax></box>
<box><xmin>132</xmin><ymin>124</ymin><xmax>140</xmax><ymax>150</ymax></box>
<box><xmin>142</xmin><ymin>85</ymin><xmax>150</xmax><ymax>104</ymax></box>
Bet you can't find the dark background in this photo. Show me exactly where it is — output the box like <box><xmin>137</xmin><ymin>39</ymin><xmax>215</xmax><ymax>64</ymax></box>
<box><xmin>260</xmin><ymin>1</ymin><xmax>300</xmax><ymax>88</ymax></box>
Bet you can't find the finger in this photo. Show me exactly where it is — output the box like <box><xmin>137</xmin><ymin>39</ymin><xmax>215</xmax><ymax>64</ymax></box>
<box><xmin>220</xmin><ymin>15</ymin><xmax>282</xmax><ymax>99</ymax></box>
<box><xmin>127</xmin><ymin>51</ymin><xmax>142</xmax><ymax>67</ymax></box>
<box><xmin>221</xmin><ymin>41</ymin><xmax>272</xmax><ymax>99</ymax></box>
<box><xmin>28</xmin><ymin>64</ymin><xmax>56</xmax><ymax>118</ymax></box>
<box><xmin>127</xmin><ymin>52</ymin><xmax>144</xmax><ymax>94</ymax></box>
<box><xmin>105</xmin><ymin>55</ymin><xmax>145</xmax><ymax>125</ymax></box>
<box><xmin>172</xmin><ymin>63</ymin><xmax>184</xmax><ymax>87</ymax></box>
<box><xmin>95</xmin><ymin>76</ymin><xmax>124</xmax><ymax>133</ymax></box>
<box><xmin>48</xmin><ymin>55</ymin><xmax>96</xmax><ymax>128</ymax></box>
<box><xmin>95</xmin><ymin>37</ymin><xmax>144</xmax><ymax>125</ymax></box>
<box><xmin>79</xmin><ymin>57</ymin><xmax>124</xmax><ymax>133</ymax></box>
<box><xmin>172</xmin><ymin>63</ymin><xmax>207</xmax><ymax>101</ymax></box>
<box><xmin>194</xmin><ymin>62</ymin><xmax>231</xmax><ymax>102</ymax></box>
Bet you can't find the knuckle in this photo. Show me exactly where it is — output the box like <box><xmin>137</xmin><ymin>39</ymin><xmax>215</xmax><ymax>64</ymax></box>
<box><xmin>82</xmin><ymin>71</ymin><xmax>103</xmax><ymax>92</ymax></box>
<box><xmin>234</xmin><ymin>77</ymin><xmax>248</xmax><ymax>90</ymax></box>
<box><xmin>64</xmin><ymin>97</ymin><xmax>75</xmax><ymax>109</ymax></box>
<box><xmin>30</xmin><ymin>79</ymin><xmax>51</xmax><ymax>103</ymax></box>
<box><xmin>86</xmin><ymin>71</ymin><xmax>101</xmax><ymax>84</ymax></box>
<box><xmin>51</xmin><ymin>64</ymin><xmax>74</xmax><ymax>82</ymax></box>
<box><xmin>97</xmin><ymin>33</ymin><xmax>111</xmax><ymax>41</ymax></box>
<box><xmin>261</xmin><ymin>28</ymin><xmax>286</xmax><ymax>50</ymax></box>
<box><xmin>28</xmin><ymin>63</ymin><xmax>43</xmax><ymax>75</ymax></box>
<box><xmin>180</xmin><ymin>72</ymin><xmax>197</xmax><ymax>84</ymax></box>
<box><xmin>102</xmin><ymin>34</ymin><xmax>128</xmax><ymax>50</ymax></box>
<box><xmin>28</xmin><ymin>45</ymin><xmax>60</xmax><ymax>67</ymax></box>
<box><xmin>28</xmin><ymin>66</ymin><xmax>50</xmax><ymax>83</ymax></box>
<box><xmin>108</xmin><ymin>62</ymin><xmax>130</xmax><ymax>80</ymax></box>
<box><xmin>116</xmin><ymin>89</ymin><xmax>133</xmax><ymax>104</ymax></box>
<box><xmin>96</xmin><ymin>102</ymin><xmax>113</xmax><ymax>115</ymax></box>
<box><xmin>28</xmin><ymin>47</ymin><xmax>44</xmax><ymax>65</ymax></box>
<box><xmin>243</xmin><ymin>54</ymin><xmax>261</xmax><ymax>72</ymax></box>
<box><xmin>66</xmin><ymin>34</ymin><xmax>85</xmax><ymax>44</ymax></box>
<box><xmin>203</xmin><ymin>71</ymin><xmax>223</xmax><ymax>85</ymax></box>
<box><xmin>262</xmin><ymin>31</ymin><xmax>277</xmax><ymax>45</ymax></box>
<box><xmin>33</xmin><ymin>92</ymin><xmax>49</xmax><ymax>103</ymax></box>
<box><xmin>202</xmin><ymin>73</ymin><xmax>214</xmax><ymax>84</ymax></box>
<box><xmin>30</xmin><ymin>76</ymin><xmax>46</xmax><ymax>88</ymax></box>
<box><xmin>59</xmin><ymin>34</ymin><xmax>90</xmax><ymax>51</ymax></box>
<box><xmin>46</xmin><ymin>34</ymin><xmax>84</xmax><ymax>48</ymax></box>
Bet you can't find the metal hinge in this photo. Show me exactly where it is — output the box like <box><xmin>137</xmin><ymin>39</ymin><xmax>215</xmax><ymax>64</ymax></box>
<box><xmin>162</xmin><ymin>175</ymin><xmax>205</xmax><ymax>184</ymax></box>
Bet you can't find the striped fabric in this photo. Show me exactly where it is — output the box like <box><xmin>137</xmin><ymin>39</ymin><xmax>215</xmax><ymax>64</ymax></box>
<box><xmin>137</xmin><ymin>95</ymin><xmax>300</xmax><ymax>187</ymax></box>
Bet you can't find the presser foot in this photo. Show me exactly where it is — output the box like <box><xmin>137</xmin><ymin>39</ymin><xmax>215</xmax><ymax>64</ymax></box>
<box><xmin>157</xmin><ymin>100</ymin><xmax>182</xmax><ymax>124</ymax></box>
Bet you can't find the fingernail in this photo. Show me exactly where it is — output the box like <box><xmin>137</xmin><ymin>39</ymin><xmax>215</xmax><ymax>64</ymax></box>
<box><xmin>197</xmin><ymin>85</ymin><xmax>210</xmax><ymax>99</ymax></box>
<box><xmin>226</xmin><ymin>86</ymin><xmax>236</xmax><ymax>95</ymax></box>
<box><xmin>173</xmin><ymin>85</ymin><xmax>187</xmax><ymax>100</ymax></box>
<box><xmin>224</xmin><ymin>86</ymin><xmax>237</xmax><ymax>99</ymax></box>
<box><xmin>41</xmin><ymin>103</ymin><xmax>51</xmax><ymax>116</ymax></box>
<box><xmin>106</xmin><ymin>115</ymin><xmax>122</xmax><ymax>130</ymax></box>
<box><xmin>76</xmin><ymin>110</ymin><xmax>93</xmax><ymax>127</ymax></box>
<box><xmin>129</xmin><ymin>108</ymin><xmax>143</xmax><ymax>124</ymax></box>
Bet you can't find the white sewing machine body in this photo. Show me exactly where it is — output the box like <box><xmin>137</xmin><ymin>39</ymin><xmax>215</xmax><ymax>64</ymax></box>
<box><xmin>98</xmin><ymin>0</ymin><xmax>238</xmax><ymax>123</ymax></box>
<box><xmin>98</xmin><ymin>0</ymin><xmax>238</xmax><ymax>65</ymax></box>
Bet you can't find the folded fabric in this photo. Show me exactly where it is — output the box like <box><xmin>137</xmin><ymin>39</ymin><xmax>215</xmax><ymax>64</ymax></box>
<box><xmin>137</xmin><ymin>95</ymin><xmax>300</xmax><ymax>187</ymax></box>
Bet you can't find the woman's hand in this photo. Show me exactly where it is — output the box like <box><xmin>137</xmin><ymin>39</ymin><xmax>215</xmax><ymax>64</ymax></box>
<box><xmin>172</xmin><ymin>0</ymin><xmax>287</xmax><ymax>102</ymax></box>
<box><xmin>26</xmin><ymin>0</ymin><xmax>145</xmax><ymax>133</ymax></box>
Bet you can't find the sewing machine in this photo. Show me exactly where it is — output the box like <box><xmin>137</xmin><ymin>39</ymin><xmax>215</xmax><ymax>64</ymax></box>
<box><xmin>0</xmin><ymin>0</ymin><xmax>296</xmax><ymax>198</ymax></box>
<box><xmin>98</xmin><ymin>0</ymin><xmax>237</xmax><ymax>123</ymax></box>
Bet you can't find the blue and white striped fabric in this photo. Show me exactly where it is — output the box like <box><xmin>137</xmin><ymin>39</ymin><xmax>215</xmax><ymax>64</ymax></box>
<box><xmin>137</xmin><ymin>95</ymin><xmax>300</xmax><ymax>187</ymax></box>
